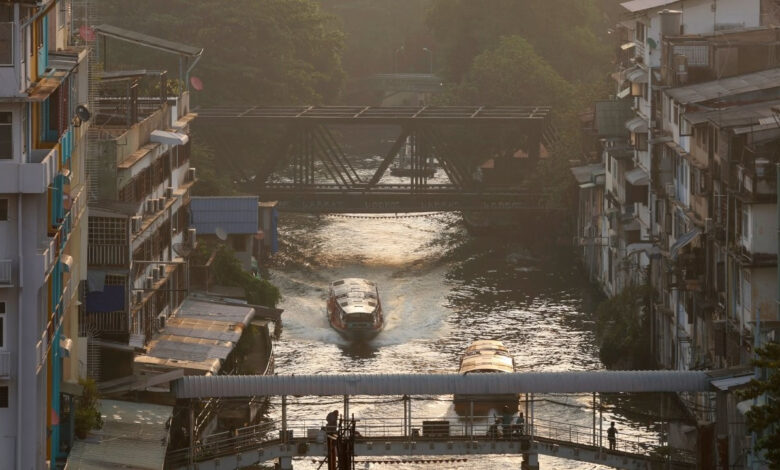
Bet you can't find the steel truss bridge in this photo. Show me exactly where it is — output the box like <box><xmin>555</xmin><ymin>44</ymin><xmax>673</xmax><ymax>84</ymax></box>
<box><xmin>168</xmin><ymin>371</ymin><xmax>714</xmax><ymax>469</ymax></box>
<box><xmin>195</xmin><ymin>105</ymin><xmax>556</xmax><ymax>213</ymax></box>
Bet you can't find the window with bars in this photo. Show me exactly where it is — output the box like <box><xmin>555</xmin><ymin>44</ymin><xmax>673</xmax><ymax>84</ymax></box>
<box><xmin>88</xmin><ymin>217</ymin><xmax>127</xmax><ymax>245</ymax></box>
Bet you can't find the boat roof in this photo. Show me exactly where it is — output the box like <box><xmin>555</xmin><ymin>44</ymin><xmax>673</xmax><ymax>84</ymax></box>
<box><xmin>460</xmin><ymin>340</ymin><xmax>514</xmax><ymax>374</ymax></box>
<box><xmin>331</xmin><ymin>278</ymin><xmax>379</xmax><ymax>315</ymax></box>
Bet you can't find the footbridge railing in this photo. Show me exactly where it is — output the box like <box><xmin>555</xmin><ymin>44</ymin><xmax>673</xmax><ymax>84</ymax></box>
<box><xmin>167</xmin><ymin>415</ymin><xmax>694</xmax><ymax>468</ymax></box>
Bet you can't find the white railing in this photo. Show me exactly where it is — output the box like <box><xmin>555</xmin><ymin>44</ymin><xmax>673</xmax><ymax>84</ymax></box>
<box><xmin>0</xmin><ymin>351</ymin><xmax>11</xmax><ymax>378</ymax></box>
<box><xmin>0</xmin><ymin>259</ymin><xmax>12</xmax><ymax>286</ymax></box>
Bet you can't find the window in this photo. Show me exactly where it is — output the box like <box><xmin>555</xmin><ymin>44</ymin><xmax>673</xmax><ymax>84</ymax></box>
<box><xmin>0</xmin><ymin>199</ymin><xmax>7</xmax><ymax>221</ymax></box>
<box><xmin>0</xmin><ymin>386</ymin><xmax>7</xmax><ymax>408</ymax></box>
<box><xmin>0</xmin><ymin>112</ymin><xmax>11</xmax><ymax>159</ymax></box>
<box><xmin>636</xmin><ymin>22</ymin><xmax>646</xmax><ymax>43</ymax></box>
<box><xmin>0</xmin><ymin>301</ymin><xmax>4</xmax><ymax>349</ymax></box>
<box><xmin>0</xmin><ymin>6</ymin><xmax>11</xmax><ymax>65</ymax></box>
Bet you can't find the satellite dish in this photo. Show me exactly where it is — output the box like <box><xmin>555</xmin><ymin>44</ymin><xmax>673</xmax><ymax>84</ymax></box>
<box><xmin>215</xmin><ymin>227</ymin><xmax>228</xmax><ymax>241</ymax></box>
<box><xmin>75</xmin><ymin>105</ymin><xmax>91</xmax><ymax>122</ymax></box>
<box><xmin>190</xmin><ymin>76</ymin><xmax>204</xmax><ymax>91</ymax></box>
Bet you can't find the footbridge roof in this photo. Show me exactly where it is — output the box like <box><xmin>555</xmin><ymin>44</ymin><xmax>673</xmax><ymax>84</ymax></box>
<box><xmin>172</xmin><ymin>371</ymin><xmax>713</xmax><ymax>398</ymax></box>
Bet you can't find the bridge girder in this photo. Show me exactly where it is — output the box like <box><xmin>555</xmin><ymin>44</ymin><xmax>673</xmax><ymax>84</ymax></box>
<box><xmin>195</xmin><ymin>106</ymin><xmax>553</xmax><ymax>213</ymax></box>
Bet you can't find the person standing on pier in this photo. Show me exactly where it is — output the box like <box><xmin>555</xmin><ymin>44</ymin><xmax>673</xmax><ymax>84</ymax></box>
<box><xmin>607</xmin><ymin>422</ymin><xmax>617</xmax><ymax>450</ymax></box>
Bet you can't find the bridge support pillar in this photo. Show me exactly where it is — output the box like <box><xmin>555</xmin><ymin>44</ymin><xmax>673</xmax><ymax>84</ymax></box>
<box><xmin>278</xmin><ymin>456</ymin><xmax>293</xmax><ymax>470</ymax></box>
<box><xmin>521</xmin><ymin>450</ymin><xmax>539</xmax><ymax>470</ymax></box>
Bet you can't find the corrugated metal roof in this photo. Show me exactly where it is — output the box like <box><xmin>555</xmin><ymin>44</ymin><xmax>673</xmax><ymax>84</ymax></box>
<box><xmin>666</xmin><ymin>68</ymin><xmax>780</xmax><ymax>105</ymax></box>
<box><xmin>684</xmin><ymin>99</ymin><xmax>780</xmax><ymax>127</ymax></box>
<box><xmin>621</xmin><ymin>0</ymin><xmax>677</xmax><ymax>13</ymax></box>
<box><xmin>172</xmin><ymin>371</ymin><xmax>713</xmax><ymax>398</ymax></box>
<box><xmin>190</xmin><ymin>196</ymin><xmax>259</xmax><ymax>235</ymax></box>
<box><xmin>65</xmin><ymin>400</ymin><xmax>172</xmax><ymax>470</ymax></box>
<box><xmin>134</xmin><ymin>297</ymin><xmax>255</xmax><ymax>375</ymax></box>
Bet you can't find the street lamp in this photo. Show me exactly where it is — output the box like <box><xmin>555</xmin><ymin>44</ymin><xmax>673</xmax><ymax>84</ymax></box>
<box><xmin>422</xmin><ymin>47</ymin><xmax>433</xmax><ymax>74</ymax></box>
<box><xmin>394</xmin><ymin>46</ymin><xmax>405</xmax><ymax>74</ymax></box>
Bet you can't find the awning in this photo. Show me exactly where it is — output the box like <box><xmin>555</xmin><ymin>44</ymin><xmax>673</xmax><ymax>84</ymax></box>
<box><xmin>621</xmin><ymin>42</ymin><xmax>637</xmax><ymax>51</ymax></box>
<box><xmin>669</xmin><ymin>227</ymin><xmax>701</xmax><ymax>260</ymax></box>
<box><xmin>94</xmin><ymin>24</ymin><xmax>203</xmax><ymax>57</ymax></box>
<box><xmin>579</xmin><ymin>182</ymin><xmax>597</xmax><ymax>189</ymax></box>
<box><xmin>665</xmin><ymin>140</ymin><xmax>689</xmax><ymax>157</ymax></box>
<box><xmin>711</xmin><ymin>374</ymin><xmax>754</xmax><ymax>391</ymax></box>
<box><xmin>625</xmin><ymin>167</ymin><xmax>649</xmax><ymax>185</ymax></box>
<box><xmin>150</xmin><ymin>130</ymin><xmax>189</xmax><ymax>146</ymax></box>
<box><xmin>626</xmin><ymin>67</ymin><xmax>648</xmax><ymax>84</ymax></box>
<box><xmin>626</xmin><ymin>116</ymin><xmax>648</xmax><ymax>133</ymax></box>
<box><xmin>617</xmin><ymin>87</ymin><xmax>631</xmax><ymax>99</ymax></box>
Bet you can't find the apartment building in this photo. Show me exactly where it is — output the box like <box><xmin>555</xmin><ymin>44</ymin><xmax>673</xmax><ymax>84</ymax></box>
<box><xmin>0</xmin><ymin>0</ymin><xmax>90</xmax><ymax>467</ymax></box>
<box><xmin>577</xmin><ymin>1</ymin><xmax>780</xmax><ymax>466</ymax></box>
<box><xmin>80</xmin><ymin>26</ymin><xmax>200</xmax><ymax>381</ymax></box>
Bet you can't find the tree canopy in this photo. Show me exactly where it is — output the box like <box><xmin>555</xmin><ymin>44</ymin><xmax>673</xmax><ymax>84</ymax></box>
<box><xmin>426</xmin><ymin>0</ymin><xmax>613</xmax><ymax>85</ymax></box>
<box><xmin>740</xmin><ymin>342</ymin><xmax>780</xmax><ymax>466</ymax></box>
<box><xmin>101</xmin><ymin>0</ymin><xmax>345</xmax><ymax>105</ymax></box>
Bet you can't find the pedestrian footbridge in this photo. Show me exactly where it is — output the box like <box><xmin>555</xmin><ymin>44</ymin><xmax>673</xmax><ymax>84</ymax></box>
<box><xmin>167</xmin><ymin>415</ymin><xmax>694</xmax><ymax>470</ymax></box>
<box><xmin>168</xmin><ymin>371</ymin><xmax>714</xmax><ymax>469</ymax></box>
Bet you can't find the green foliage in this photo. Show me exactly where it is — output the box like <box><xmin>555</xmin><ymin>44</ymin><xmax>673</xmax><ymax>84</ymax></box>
<box><xmin>210</xmin><ymin>244</ymin><xmax>281</xmax><ymax>308</ymax></box>
<box><xmin>101</xmin><ymin>0</ymin><xmax>345</xmax><ymax>106</ymax></box>
<box><xmin>739</xmin><ymin>342</ymin><xmax>780</xmax><ymax>466</ymax></box>
<box><xmin>594</xmin><ymin>285</ymin><xmax>654</xmax><ymax>369</ymax></box>
<box><xmin>453</xmin><ymin>36</ymin><xmax>574</xmax><ymax>110</ymax></box>
<box><xmin>190</xmin><ymin>141</ymin><xmax>235</xmax><ymax>197</ymax></box>
<box><xmin>426</xmin><ymin>0</ymin><xmax>613</xmax><ymax>84</ymax></box>
<box><xmin>320</xmin><ymin>0</ymin><xmax>433</xmax><ymax>78</ymax></box>
<box><xmin>74</xmin><ymin>378</ymin><xmax>103</xmax><ymax>439</ymax></box>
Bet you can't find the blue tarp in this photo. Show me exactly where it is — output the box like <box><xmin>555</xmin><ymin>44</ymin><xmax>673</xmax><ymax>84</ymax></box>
<box><xmin>86</xmin><ymin>285</ymin><xmax>125</xmax><ymax>313</ymax></box>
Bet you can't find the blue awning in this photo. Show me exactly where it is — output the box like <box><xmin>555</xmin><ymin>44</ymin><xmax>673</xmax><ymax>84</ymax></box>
<box><xmin>669</xmin><ymin>228</ymin><xmax>701</xmax><ymax>260</ymax></box>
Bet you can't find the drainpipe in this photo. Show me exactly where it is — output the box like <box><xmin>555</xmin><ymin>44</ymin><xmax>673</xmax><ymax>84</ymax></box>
<box><xmin>777</xmin><ymin>163</ymin><xmax>779</xmax><ymax>322</ymax></box>
<box><xmin>16</xmin><ymin>194</ymin><xmax>23</xmax><ymax>469</ymax></box>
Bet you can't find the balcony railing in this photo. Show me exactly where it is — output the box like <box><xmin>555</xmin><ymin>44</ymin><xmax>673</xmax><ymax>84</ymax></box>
<box><xmin>0</xmin><ymin>259</ymin><xmax>12</xmax><ymax>286</ymax></box>
<box><xmin>88</xmin><ymin>244</ymin><xmax>128</xmax><ymax>266</ymax></box>
<box><xmin>0</xmin><ymin>351</ymin><xmax>11</xmax><ymax>378</ymax></box>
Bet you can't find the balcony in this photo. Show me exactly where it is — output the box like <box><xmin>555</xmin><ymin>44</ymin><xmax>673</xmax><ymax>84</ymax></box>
<box><xmin>0</xmin><ymin>147</ymin><xmax>59</xmax><ymax>194</ymax></box>
<box><xmin>0</xmin><ymin>351</ymin><xmax>11</xmax><ymax>378</ymax></box>
<box><xmin>0</xmin><ymin>259</ymin><xmax>12</xmax><ymax>287</ymax></box>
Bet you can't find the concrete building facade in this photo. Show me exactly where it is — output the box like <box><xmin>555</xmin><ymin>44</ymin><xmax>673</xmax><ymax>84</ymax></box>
<box><xmin>0</xmin><ymin>0</ymin><xmax>90</xmax><ymax>467</ymax></box>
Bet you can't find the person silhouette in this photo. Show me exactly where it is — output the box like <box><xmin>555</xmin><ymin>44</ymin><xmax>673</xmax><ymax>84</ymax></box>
<box><xmin>607</xmin><ymin>422</ymin><xmax>617</xmax><ymax>450</ymax></box>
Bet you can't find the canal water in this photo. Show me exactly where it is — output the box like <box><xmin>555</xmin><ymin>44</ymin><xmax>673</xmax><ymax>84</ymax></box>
<box><xmin>263</xmin><ymin>150</ymin><xmax>672</xmax><ymax>469</ymax></box>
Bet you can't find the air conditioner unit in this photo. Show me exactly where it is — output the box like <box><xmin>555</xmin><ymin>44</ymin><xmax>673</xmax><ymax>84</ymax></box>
<box><xmin>152</xmin><ymin>267</ymin><xmax>160</xmax><ymax>282</ymax></box>
<box><xmin>130</xmin><ymin>216</ymin><xmax>142</xmax><ymax>233</ymax></box>
<box><xmin>135</xmin><ymin>290</ymin><xmax>143</xmax><ymax>304</ymax></box>
<box><xmin>187</xmin><ymin>228</ymin><xmax>197</xmax><ymax>248</ymax></box>
<box><xmin>157</xmin><ymin>313</ymin><xmax>166</xmax><ymax>329</ymax></box>
<box><xmin>158</xmin><ymin>265</ymin><xmax>166</xmax><ymax>279</ymax></box>
<box><xmin>145</xmin><ymin>276</ymin><xmax>154</xmax><ymax>289</ymax></box>
<box><xmin>188</xmin><ymin>167</ymin><xmax>197</xmax><ymax>182</ymax></box>
<box><xmin>155</xmin><ymin>198</ymin><xmax>164</xmax><ymax>212</ymax></box>
<box><xmin>164</xmin><ymin>186</ymin><xmax>174</xmax><ymax>199</ymax></box>
<box><xmin>146</xmin><ymin>198</ymin><xmax>155</xmax><ymax>214</ymax></box>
